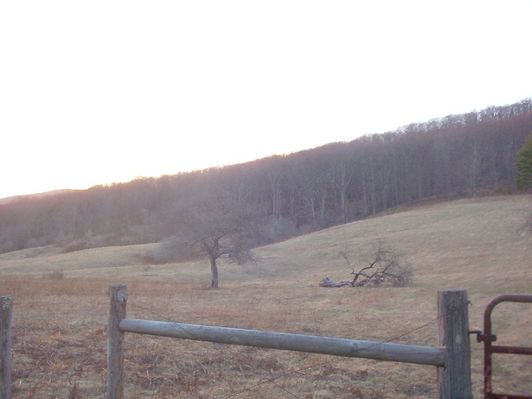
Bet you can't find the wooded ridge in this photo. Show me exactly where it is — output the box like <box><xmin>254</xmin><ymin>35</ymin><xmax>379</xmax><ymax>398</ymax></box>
<box><xmin>1</xmin><ymin>99</ymin><xmax>531</xmax><ymax>254</ymax></box>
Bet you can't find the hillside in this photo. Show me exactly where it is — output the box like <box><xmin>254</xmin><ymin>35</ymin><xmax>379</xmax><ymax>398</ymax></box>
<box><xmin>1</xmin><ymin>195</ymin><xmax>531</xmax><ymax>398</ymax></box>
<box><xmin>2</xmin><ymin>195</ymin><xmax>530</xmax><ymax>291</ymax></box>
<box><xmin>1</xmin><ymin>99</ymin><xmax>531</xmax><ymax>256</ymax></box>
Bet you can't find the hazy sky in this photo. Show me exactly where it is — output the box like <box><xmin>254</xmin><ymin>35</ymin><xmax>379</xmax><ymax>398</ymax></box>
<box><xmin>1</xmin><ymin>1</ymin><xmax>531</xmax><ymax>199</ymax></box>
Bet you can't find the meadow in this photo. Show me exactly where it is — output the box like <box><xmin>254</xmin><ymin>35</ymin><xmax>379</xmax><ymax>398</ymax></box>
<box><xmin>1</xmin><ymin>195</ymin><xmax>531</xmax><ymax>398</ymax></box>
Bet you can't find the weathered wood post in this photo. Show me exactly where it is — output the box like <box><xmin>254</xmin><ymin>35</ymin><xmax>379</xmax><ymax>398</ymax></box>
<box><xmin>108</xmin><ymin>284</ymin><xmax>127</xmax><ymax>399</ymax></box>
<box><xmin>438</xmin><ymin>289</ymin><xmax>472</xmax><ymax>399</ymax></box>
<box><xmin>1</xmin><ymin>296</ymin><xmax>13</xmax><ymax>399</ymax></box>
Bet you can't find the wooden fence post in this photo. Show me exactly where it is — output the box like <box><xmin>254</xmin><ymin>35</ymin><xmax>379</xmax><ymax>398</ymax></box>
<box><xmin>1</xmin><ymin>296</ymin><xmax>13</xmax><ymax>399</ymax></box>
<box><xmin>438</xmin><ymin>289</ymin><xmax>472</xmax><ymax>399</ymax></box>
<box><xmin>108</xmin><ymin>284</ymin><xmax>127</xmax><ymax>399</ymax></box>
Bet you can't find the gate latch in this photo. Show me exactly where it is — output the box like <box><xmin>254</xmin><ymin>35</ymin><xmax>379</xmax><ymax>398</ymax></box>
<box><xmin>469</xmin><ymin>329</ymin><xmax>497</xmax><ymax>343</ymax></box>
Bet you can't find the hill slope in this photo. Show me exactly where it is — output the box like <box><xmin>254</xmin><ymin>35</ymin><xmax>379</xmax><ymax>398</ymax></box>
<box><xmin>0</xmin><ymin>194</ymin><xmax>531</xmax><ymax>398</ymax></box>
<box><xmin>2</xmin><ymin>194</ymin><xmax>530</xmax><ymax>293</ymax></box>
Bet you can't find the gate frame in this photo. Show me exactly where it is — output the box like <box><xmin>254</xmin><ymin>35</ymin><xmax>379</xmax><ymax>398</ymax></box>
<box><xmin>473</xmin><ymin>294</ymin><xmax>532</xmax><ymax>399</ymax></box>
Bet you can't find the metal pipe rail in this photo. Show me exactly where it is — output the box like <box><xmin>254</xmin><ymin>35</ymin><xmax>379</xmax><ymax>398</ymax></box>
<box><xmin>120</xmin><ymin>318</ymin><xmax>446</xmax><ymax>366</ymax></box>
<box><xmin>477</xmin><ymin>294</ymin><xmax>532</xmax><ymax>399</ymax></box>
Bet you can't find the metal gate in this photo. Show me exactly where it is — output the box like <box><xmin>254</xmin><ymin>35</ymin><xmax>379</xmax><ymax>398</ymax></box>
<box><xmin>472</xmin><ymin>294</ymin><xmax>532</xmax><ymax>399</ymax></box>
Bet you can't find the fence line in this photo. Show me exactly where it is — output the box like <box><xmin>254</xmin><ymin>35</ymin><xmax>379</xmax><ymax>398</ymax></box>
<box><xmin>121</xmin><ymin>318</ymin><xmax>446</xmax><ymax>365</ymax></box>
<box><xmin>130</xmin><ymin>299</ymin><xmax>444</xmax><ymax>398</ymax></box>
<box><xmin>224</xmin><ymin>314</ymin><xmax>442</xmax><ymax>399</ymax></box>
<box><xmin>0</xmin><ymin>296</ymin><xmax>13</xmax><ymax>399</ymax></box>
<box><xmin>107</xmin><ymin>284</ymin><xmax>473</xmax><ymax>399</ymax></box>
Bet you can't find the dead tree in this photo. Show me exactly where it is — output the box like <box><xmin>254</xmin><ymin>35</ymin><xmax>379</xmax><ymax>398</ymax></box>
<box><xmin>321</xmin><ymin>242</ymin><xmax>412</xmax><ymax>288</ymax></box>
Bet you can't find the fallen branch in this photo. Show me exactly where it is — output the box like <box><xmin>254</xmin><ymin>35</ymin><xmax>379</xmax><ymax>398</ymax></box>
<box><xmin>321</xmin><ymin>242</ymin><xmax>412</xmax><ymax>288</ymax></box>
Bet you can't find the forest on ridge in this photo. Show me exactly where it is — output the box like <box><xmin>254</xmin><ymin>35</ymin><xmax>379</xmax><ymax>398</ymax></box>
<box><xmin>1</xmin><ymin>99</ymin><xmax>531</xmax><ymax>254</ymax></box>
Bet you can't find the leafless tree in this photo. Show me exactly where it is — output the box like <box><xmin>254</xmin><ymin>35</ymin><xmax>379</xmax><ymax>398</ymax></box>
<box><xmin>156</xmin><ymin>180</ymin><xmax>259</xmax><ymax>288</ymax></box>
<box><xmin>322</xmin><ymin>241</ymin><xmax>412</xmax><ymax>288</ymax></box>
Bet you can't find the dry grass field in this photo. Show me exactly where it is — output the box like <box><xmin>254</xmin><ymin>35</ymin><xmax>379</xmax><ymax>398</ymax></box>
<box><xmin>1</xmin><ymin>194</ymin><xmax>531</xmax><ymax>398</ymax></box>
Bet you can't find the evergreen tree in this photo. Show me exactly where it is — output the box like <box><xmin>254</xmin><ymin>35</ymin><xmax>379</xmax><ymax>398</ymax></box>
<box><xmin>516</xmin><ymin>132</ymin><xmax>532</xmax><ymax>190</ymax></box>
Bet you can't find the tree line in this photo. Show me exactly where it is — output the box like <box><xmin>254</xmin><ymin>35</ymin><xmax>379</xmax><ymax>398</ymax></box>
<box><xmin>1</xmin><ymin>99</ymin><xmax>531</xmax><ymax>255</ymax></box>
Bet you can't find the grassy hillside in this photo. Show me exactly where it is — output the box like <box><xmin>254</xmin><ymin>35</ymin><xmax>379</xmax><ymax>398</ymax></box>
<box><xmin>1</xmin><ymin>194</ymin><xmax>531</xmax><ymax>398</ymax></box>
<box><xmin>2</xmin><ymin>195</ymin><xmax>530</xmax><ymax>291</ymax></box>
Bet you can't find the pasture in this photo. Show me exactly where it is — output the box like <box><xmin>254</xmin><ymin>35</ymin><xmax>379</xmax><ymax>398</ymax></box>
<box><xmin>1</xmin><ymin>195</ymin><xmax>531</xmax><ymax>398</ymax></box>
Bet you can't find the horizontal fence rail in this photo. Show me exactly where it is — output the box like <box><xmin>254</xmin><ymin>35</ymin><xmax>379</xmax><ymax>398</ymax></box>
<box><xmin>107</xmin><ymin>284</ymin><xmax>473</xmax><ymax>399</ymax></box>
<box><xmin>120</xmin><ymin>318</ymin><xmax>447</xmax><ymax>366</ymax></box>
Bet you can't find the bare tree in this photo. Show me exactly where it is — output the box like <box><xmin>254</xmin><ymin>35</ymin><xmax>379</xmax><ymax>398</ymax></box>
<box><xmin>321</xmin><ymin>241</ymin><xmax>412</xmax><ymax>288</ymax></box>
<box><xmin>156</xmin><ymin>180</ymin><xmax>259</xmax><ymax>288</ymax></box>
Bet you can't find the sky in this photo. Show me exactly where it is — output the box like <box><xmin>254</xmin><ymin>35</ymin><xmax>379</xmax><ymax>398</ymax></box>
<box><xmin>1</xmin><ymin>1</ymin><xmax>531</xmax><ymax>199</ymax></box>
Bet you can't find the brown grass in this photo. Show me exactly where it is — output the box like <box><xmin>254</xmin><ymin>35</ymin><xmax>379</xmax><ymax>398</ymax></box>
<box><xmin>1</xmin><ymin>194</ymin><xmax>531</xmax><ymax>398</ymax></box>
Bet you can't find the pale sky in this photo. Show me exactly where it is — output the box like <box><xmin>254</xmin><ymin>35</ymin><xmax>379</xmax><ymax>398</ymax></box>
<box><xmin>1</xmin><ymin>1</ymin><xmax>531</xmax><ymax>199</ymax></box>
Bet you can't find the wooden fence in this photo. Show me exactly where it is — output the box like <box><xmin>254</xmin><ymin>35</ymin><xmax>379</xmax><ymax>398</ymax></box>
<box><xmin>0</xmin><ymin>287</ymin><xmax>473</xmax><ymax>399</ymax></box>
<box><xmin>107</xmin><ymin>285</ymin><xmax>473</xmax><ymax>399</ymax></box>
<box><xmin>1</xmin><ymin>296</ymin><xmax>13</xmax><ymax>399</ymax></box>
